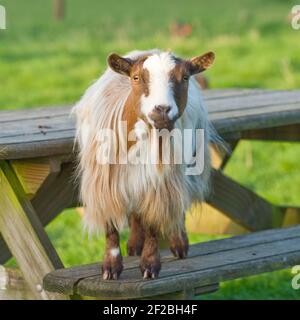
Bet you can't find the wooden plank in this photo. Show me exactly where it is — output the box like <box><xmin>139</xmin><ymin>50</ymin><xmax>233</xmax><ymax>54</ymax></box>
<box><xmin>0</xmin><ymin>128</ymin><xmax>75</xmax><ymax>144</ymax></box>
<box><xmin>126</xmin><ymin>247</ymin><xmax>299</xmax><ymax>300</ymax></box>
<box><xmin>76</xmin><ymin>235</ymin><xmax>300</xmax><ymax>298</ymax></box>
<box><xmin>0</xmin><ymin>266</ymin><xmax>36</xmax><ymax>300</ymax></box>
<box><xmin>0</xmin><ymin>236</ymin><xmax>11</xmax><ymax>263</ymax></box>
<box><xmin>207</xmin><ymin>169</ymin><xmax>285</xmax><ymax>231</ymax></box>
<box><xmin>0</xmin><ymin>160</ymin><xmax>78</xmax><ymax>264</ymax></box>
<box><xmin>207</xmin><ymin>90</ymin><xmax>300</xmax><ymax>113</ymax></box>
<box><xmin>281</xmin><ymin>207</ymin><xmax>300</xmax><ymax>227</ymax></box>
<box><xmin>0</xmin><ymin>89</ymin><xmax>263</xmax><ymax>123</ymax></box>
<box><xmin>0</xmin><ymin>89</ymin><xmax>300</xmax><ymax>160</ymax></box>
<box><xmin>43</xmin><ymin>225</ymin><xmax>300</xmax><ymax>299</ymax></box>
<box><xmin>238</xmin><ymin>123</ymin><xmax>300</xmax><ymax>141</ymax></box>
<box><xmin>204</xmin><ymin>89</ymin><xmax>266</xmax><ymax>100</ymax></box>
<box><xmin>0</xmin><ymin>137</ymin><xmax>74</xmax><ymax>160</ymax></box>
<box><xmin>11</xmin><ymin>159</ymin><xmax>51</xmax><ymax>198</ymax></box>
<box><xmin>0</xmin><ymin>105</ymin><xmax>71</xmax><ymax>123</ymax></box>
<box><xmin>0</xmin><ymin>161</ymin><xmax>66</xmax><ymax>299</ymax></box>
<box><xmin>43</xmin><ymin>225</ymin><xmax>300</xmax><ymax>295</ymax></box>
<box><xmin>186</xmin><ymin>203</ymin><xmax>248</xmax><ymax>235</ymax></box>
<box><xmin>188</xmin><ymin>142</ymin><xmax>245</xmax><ymax>235</ymax></box>
<box><xmin>144</xmin><ymin>283</ymin><xmax>219</xmax><ymax>300</ymax></box>
<box><xmin>212</xmin><ymin>104</ymin><xmax>300</xmax><ymax>135</ymax></box>
<box><xmin>0</xmin><ymin>113</ymin><xmax>75</xmax><ymax>139</ymax></box>
<box><xmin>210</xmin><ymin>140</ymin><xmax>239</xmax><ymax>170</ymax></box>
<box><xmin>31</xmin><ymin>161</ymin><xmax>79</xmax><ymax>225</ymax></box>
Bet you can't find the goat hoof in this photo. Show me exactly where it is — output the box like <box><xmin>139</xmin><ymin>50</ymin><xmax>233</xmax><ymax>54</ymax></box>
<box><xmin>169</xmin><ymin>232</ymin><xmax>189</xmax><ymax>259</ymax></box>
<box><xmin>102</xmin><ymin>253</ymin><xmax>123</xmax><ymax>280</ymax></box>
<box><xmin>140</xmin><ymin>257</ymin><xmax>161</xmax><ymax>279</ymax></box>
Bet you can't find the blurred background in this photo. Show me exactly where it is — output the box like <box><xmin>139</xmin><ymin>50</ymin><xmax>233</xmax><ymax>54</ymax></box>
<box><xmin>1</xmin><ymin>0</ymin><xmax>300</xmax><ymax>299</ymax></box>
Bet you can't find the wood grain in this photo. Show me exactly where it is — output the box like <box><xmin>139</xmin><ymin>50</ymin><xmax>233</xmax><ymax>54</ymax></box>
<box><xmin>0</xmin><ymin>161</ymin><xmax>78</xmax><ymax>264</ymax></box>
<box><xmin>0</xmin><ymin>265</ymin><xmax>36</xmax><ymax>300</ymax></box>
<box><xmin>1</xmin><ymin>89</ymin><xmax>300</xmax><ymax>160</ymax></box>
<box><xmin>207</xmin><ymin>169</ymin><xmax>285</xmax><ymax>231</ymax></box>
<box><xmin>43</xmin><ymin>224</ymin><xmax>300</xmax><ymax>299</ymax></box>
<box><xmin>11</xmin><ymin>159</ymin><xmax>50</xmax><ymax>198</ymax></box>
<box><xmin>0</xmin><ymin>161</ymin><xmax>66</xmax><ymax>299</ymax></box>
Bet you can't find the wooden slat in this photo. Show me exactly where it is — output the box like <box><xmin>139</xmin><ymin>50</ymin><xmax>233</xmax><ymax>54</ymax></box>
<box><xmin>207</xmin><ymin>90</ymin><xmax>300</xmax><ymax>113</ymax></box>
<box><xmin>0</xmin><ymin>161</ymin><xmax>66</xmax><ymax>299</ymax></box>
<box><xmin>31</xmin><ymin>161</ymin><xmax>79</xmax><ymax>225</ymax></box>
<box><xmin>0</xmin><ymin>105</ymin><xmax>71</xmax><ymax>123</ymax></box>
<box><xmin>207</xmin><ymin>169</ymin><xmax>284</xmax><ymax>231</ymax></box>
<box><xmin>238</xmin><ymin>123</ymin><xmax>300</xmax><ymax>141</ymax></box>
<box><xmin>1</xmin><ymin>89</ymin><xmax>300</xmax><ymax>160</ymax></box>
<box><xmin>0</xmin><ymin>266</ymin><xmax>36</xmax><ymax>300</ymax></box>
<box><xmin>11</xmin><ymin>159</ymin><xmax>51</xmax><ymax>198</ymax></box>
<box><xmin>0</xmin><ymin>137</ymin><xmax>74</xmax><ymax>160</ymax></box>
<box><xmin>0</xmin><ymin>237</ymin><xmax>11</xmax><ymax>264</ymax></box>
<box><xmin>0</xmin><ymin>161</ymin><xmax>78</xmax><ymax>264</ymax></box>
<box><xmin>212</xmin><ymin>104</ymin><xmax>300</xmax><ymax>134</ymax></box>
<box><xmin>0</xmin><ymin>128</ymin><xmax>75</xmax><ymax>144</ymax></box>
<box><xmin>43</xmin><ymin>225</ymin><xmax>300</xmax><ymax>299</ymax></box>
<box><xmin>204</xmin><ymin>89</ymin><xmax>266</xmax><ymax>100</ymax></box>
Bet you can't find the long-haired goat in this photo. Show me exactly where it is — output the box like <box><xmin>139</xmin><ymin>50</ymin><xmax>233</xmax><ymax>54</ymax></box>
<box><xmin>73</xmin><ymin>49</ymin><xmax>217</xmax><ymax>280</ymax></box>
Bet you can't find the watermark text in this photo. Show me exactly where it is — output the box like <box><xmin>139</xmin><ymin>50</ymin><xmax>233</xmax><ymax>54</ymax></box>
<box><xmin>0</xmin><ymin>5</ymin><xmax>6</xmax><ymax>30</ymax></box>
<box><xmin>291</xmin><ymin>5</ymin><xmax>300</xmax><ymax>30</ymax></box>
<box><xmin>291</xmin><ymin>265</ymin><xmax>300</xmax><ymax>290</ymax></box>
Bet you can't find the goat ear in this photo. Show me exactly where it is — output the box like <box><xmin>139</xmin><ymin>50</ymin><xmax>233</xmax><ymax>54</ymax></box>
<box><xmin>107</xmin><ymin>53</ymin><xmax>133</xmax><ymax>76</ymax></box>
<box><xmin>189</xmin><ymin>51</ymin><xmax>215</xmax><ymax>75</ymax></box>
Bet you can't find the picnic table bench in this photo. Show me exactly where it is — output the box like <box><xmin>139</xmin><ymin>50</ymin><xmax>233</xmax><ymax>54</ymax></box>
<box><xmin>1</xmin><ymin>89</ymin><xmax>300</xmax><ymax>299</ymax></box>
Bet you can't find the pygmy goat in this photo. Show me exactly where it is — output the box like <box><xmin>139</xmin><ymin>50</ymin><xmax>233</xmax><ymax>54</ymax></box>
<box><xmin>73</xmin><ymin>49</ymin><xmax>217</xmax><ymax>280</ymax></box>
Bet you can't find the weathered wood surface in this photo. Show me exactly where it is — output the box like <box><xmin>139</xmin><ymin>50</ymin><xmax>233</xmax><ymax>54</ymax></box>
<box><xmin>207</xmin><ymin>169</ymin><xmax>285</xmax><ymax>231</ymax></box>
<box><xmin>1</xmin><ymin>89</ymin><xmax>300</xmax><ymax>160</ymax></box>
<box><xmin>0</xmin><ymin>161</ymin><xmax>67</xmax><ymax>299</ymax></box>
<box><xmin>0</xmin><ymin>160</ymin><xmax>78</xmax><ymax>264</ymax></box>
<box><xmin>0</xmin><ymin>266</ymin><xmax>36</xmax><ymax>300</ymax></box>
<box><xmin>43</xmin><ymin>225</ymin><xmax>300</xmax><ymax>299</ymax></box>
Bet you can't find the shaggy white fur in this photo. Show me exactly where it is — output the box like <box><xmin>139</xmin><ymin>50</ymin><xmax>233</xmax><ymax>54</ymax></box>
<box><xmin>73</xmin><ymin>49</ymin><xmax>218</xmax><ymax>236</ymax></box>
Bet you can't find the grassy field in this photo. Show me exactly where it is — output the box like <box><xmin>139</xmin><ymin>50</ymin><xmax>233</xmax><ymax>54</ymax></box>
<box><xmin>1</xmin><ymin>0</ymin><xmax>300</xmax><ymax>299</ymax></box>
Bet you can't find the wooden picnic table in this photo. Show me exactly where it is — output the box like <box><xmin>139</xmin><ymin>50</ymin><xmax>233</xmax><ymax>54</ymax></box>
<box><xmin>1</xmin><ymin>89</ymin><xmax>300</xmax><ymax>299</ymax></box>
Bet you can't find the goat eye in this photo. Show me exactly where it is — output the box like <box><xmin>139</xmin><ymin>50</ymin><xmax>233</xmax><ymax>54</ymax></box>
<box><xmin>183</xmin><ymin>75</ymin><xmax>189</xmax><ymax>81</ymax></box>
<box><xmin>133</xmin><ymin>75</ymin><xmax>139</xmax><ymax>81</ymax></box>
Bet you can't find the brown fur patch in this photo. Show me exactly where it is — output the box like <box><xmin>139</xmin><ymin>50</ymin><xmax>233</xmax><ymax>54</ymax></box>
<box><xmin>140</xmin><ymin>227</ymin><xmax>161</xmax><ymax>279</ymax></box>
<box><xmin>122</xmin><ymin>56</ymin><xmax>151</xmax><ymax>150</ymax></box>
<box><xmin>170</xmin><ymin>59</ymin><xmax>191</xmax><ymax>117</ymax></box>
<box><xmin>169</xmin><ymin>218</ymin><xmax>189</xmax><ymax>259</ymax></box>
<box><xmin>127</xmin><ymin>214</ymin><xmax>145</xmax><ymax>256</ymax></box>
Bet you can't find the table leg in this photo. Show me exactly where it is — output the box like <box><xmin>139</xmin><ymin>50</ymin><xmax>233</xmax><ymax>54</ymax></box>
<box><xmin>0</xmin><ymin>161</ymin><xmax>67</xmax><ymax>300</ymax></box>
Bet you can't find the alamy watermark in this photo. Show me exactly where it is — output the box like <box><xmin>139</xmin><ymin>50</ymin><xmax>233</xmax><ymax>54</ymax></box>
<box><xmin>291</xmin><ymin>265</ymin><xmax>300</xmax><ymax>290</ymax></box>
<box><xmin>90</xmin><ymin>123</ymin><xmax>206</xmax><ymax>176</ymax></box>
<box><xmin>291</xmin><ymin>5</ymin><xmax>300</xmax><ymax>30</ymax></box>
<box><xmin>0</xmin><ymin>5</ymin><xmax>6</xmax><ymax>30</ymax></box>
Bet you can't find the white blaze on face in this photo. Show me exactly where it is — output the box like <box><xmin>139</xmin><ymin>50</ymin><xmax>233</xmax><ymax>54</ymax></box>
<box><xmin>141</xmin><ymin>52</ymin><xmax>178</xmax><ymax>122</ymax></box>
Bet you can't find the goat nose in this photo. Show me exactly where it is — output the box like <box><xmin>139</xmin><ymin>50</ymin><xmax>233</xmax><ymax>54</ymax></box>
<box><xmin>154</xmin><ymin>105</ymin><xmax>171</xmax><ymax>114</ymax></box>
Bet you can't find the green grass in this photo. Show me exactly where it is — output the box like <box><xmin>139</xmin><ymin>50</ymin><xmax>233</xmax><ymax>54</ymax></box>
<box><xmin>1</xmin><ymin>0</ymin><xmax>300</xmax><ymax>299</ymax></box>
<box><xmin>1</xmin><ymin>0</ymin><xmax>300</xmax><ymax>109</ymax></box>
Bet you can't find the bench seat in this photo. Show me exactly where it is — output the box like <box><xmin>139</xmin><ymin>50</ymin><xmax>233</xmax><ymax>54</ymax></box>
<box><xmin>43</xmin><ymin>225</ymin><xmax>300</xmax><ymax>299</ymax></box>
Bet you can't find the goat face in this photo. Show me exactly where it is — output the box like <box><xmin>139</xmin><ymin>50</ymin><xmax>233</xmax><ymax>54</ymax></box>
<box><xmin>107</xmin><ymin>50</ymin><xmax>215</xmax><ymax>130</ymax></box>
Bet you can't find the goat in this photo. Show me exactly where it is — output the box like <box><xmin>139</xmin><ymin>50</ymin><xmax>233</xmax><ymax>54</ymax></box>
<box><xmin>73</xmin><ymin>49</ymin><xmax>217</xmax><ymax>280</ymax></box>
